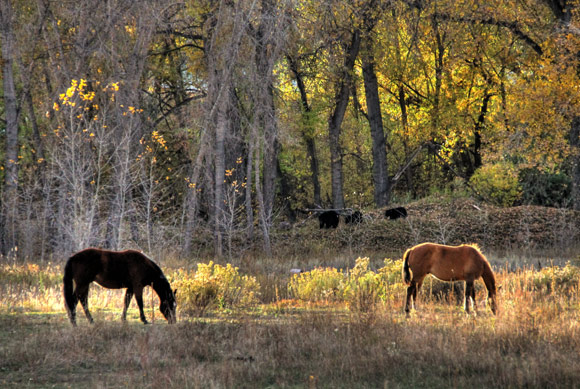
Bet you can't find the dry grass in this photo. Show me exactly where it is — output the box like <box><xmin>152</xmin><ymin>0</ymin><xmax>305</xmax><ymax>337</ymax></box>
<box><xmin>1</xmin><ymin>260</ymin><xmax>580</xmax><ymax>388</ymax></box>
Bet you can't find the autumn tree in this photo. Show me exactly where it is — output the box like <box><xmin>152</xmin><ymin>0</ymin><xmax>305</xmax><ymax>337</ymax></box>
<box><xmin>0</xmin><ymin>0</ymin><xmax>19</xmax><ymax>256</ymax></box>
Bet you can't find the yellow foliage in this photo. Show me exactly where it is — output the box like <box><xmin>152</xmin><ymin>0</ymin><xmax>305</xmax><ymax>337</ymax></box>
<box><xmin>470</xmin><ymin>162</ymin><xmax>522</xmax><ymax>206</ymax></box>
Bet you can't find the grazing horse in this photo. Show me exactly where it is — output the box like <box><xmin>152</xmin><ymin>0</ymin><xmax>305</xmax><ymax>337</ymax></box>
<box><xmin>63</xmin><ymin>248</ymin><xmax>177</xmax><ymax>326</ymax></box>
<box><xmin>402</xmin><ymin>243</ymin><xmax>497</xmax><ymax>315</ymax></box>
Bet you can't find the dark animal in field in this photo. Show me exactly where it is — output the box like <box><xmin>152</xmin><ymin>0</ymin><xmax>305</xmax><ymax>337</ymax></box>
<box><xmin>63</xmin><ymin>248</ymin><xmax>177</xmax><ymax>326</ymax></box>
<box><xmin>385</xmin><ymin>207</ymin><xmax>407</xmax><ymax>220</ymax></box>
<box><xmin>345</xmin><ymin>210</ymin><xmax>363</xmax><ymax>224</ymax></box>
<box><xmin>319</xmin><ymin>210</ymin><xmax>339</xmax><ymax>229</ymax></box>
<box><xmin>402</xmin><ymin>242</ymin><xmax>497</xmax><ymax>315</ymax></box>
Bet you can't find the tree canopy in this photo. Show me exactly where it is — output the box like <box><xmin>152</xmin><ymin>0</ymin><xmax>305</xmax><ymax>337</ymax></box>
<box><xmin>0</xmin><ymin>0</ymin><xmax>578</xmax><ymax>258</ymax></box>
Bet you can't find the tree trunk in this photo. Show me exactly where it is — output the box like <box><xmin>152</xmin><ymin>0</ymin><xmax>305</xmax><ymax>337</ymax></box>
<box><xmin>287</xmin><ymin>54</ymin><xmax>322</xmax><ymax>207</ymax></box>
<box><xmin>570</xmin><ymin>117</ymin><xmax>580</xmax><ymax>210</ymax></box>
<box><xmin>245</xmin><ymin>137</ymin><xmax>254</xmax><ymax>240</ymax></box>
<box><xmin>254</xmin><ymin>137</ymin><xmax>272</xmax><ymax>256</ymax></box>
<box><xmin>252</xmin><ymin>0</ymin><xmax>284</xmax><ymax>253</ymax></box>
<box><xmin>541</xmin><ymin>0</ymin><xmax>579</xmax><ymax>209</ymax></box>
<box><xmin>431</xmin><ymin>14</ymin><xmax>445</xmax><ymax>138</ymax></box>
<box><xmin>361</xmin><ymin>37</ymin><xmax>390</xmax><ymax>207</ymax></box>
<box><xmin>328</xmin><ymin>30</ymin><xmax>361</xmax><ymax>209</ymax></box>
<box><xmin>471</xmin><ymin>92</ymin><xmax>491</xmax><ymax>174</ymax></box>
<box><xmin>214</xmin><ymin>104</ymin><xmax>227</xmax><ymax>258</ymax></box>
<box><xmin>17</xmin><ymin>58</ymin><xmax>45</xmax><ymax>165</ymax></box>
<box><xmin>392</xmin><ymin>7</ymin><xmax>415</xmax><ymax>196</ymax></box>
<box><xmin>0</xmin><ymin>0</ymin><xmax>20</xmax><ymax>256</ymax></box>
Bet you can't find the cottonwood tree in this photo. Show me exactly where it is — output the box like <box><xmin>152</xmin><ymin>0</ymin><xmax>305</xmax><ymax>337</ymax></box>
<box><xmin>323</xmin><ymin>2</ymin><xmax>362</xmax><ymax>209</ymax></box>
<box><xmin>0</xmin><ymin>0</ymin><xmax>19</xmax><ymax>256</ymax></box>
<box><xmin>359</xmin><ymin>0</ymin><xmax>390</xmax><ymax>207</ymax></box>
<box><xmin>3</xmin><ymin>0</ymin><xmax>580</xmax><ymax>260</ymax></box>
<box><xmin>539</xmin><ymin>0</ymin><xmax>580</xmax><ymax>209</ymax></box>
<box><xmin>248</xmin><ymin>0</ymin><xmax>289</xmax><ymax>254</ymax></box>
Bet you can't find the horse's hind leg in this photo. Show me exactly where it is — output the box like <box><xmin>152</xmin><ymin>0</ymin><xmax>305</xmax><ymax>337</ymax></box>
<box><xmin>77</xmin><ymin>285</ymin><xmax>94</xmax><ymax>324</ymax></box>
<box><xmin>405</xmin><ymin>279</ymin><xmax>424</xmax><ymax>314</ymax></box>
<box><xmin>405</xmin><ymin>283</ymin><xmax>415</xmax><ymax>313</ymax></box>
<box><xmin>122</xmin><ymin>289</ymin><xmax>133</xmax><ymax>321</ymax></box>
<box><xmin>66</xmin><ymin>294</ymin><xmax>79</xmax><ymax>326</ymax></box>
<box><xmin>405</xmin><ymin>281</ymin><xmax>419</xmax><ymax>313</ymax></box>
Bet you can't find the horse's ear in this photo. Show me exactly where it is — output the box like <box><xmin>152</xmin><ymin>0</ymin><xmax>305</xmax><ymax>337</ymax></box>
<box><xmin>174</xmin><ymin>289</ymin><xmax>177</xmax><ymax>296</ymax></box>
<box><xmin>497</xmin><ymin>284</ymin><xmax>502</xmax><ymax>291</ymax></box>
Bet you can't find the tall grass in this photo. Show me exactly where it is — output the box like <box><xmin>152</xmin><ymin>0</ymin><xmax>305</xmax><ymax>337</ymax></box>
<box><xmin>1</xmin><ymin>259</ymin><xmax>580</xmax><ymax>387</ymax></box>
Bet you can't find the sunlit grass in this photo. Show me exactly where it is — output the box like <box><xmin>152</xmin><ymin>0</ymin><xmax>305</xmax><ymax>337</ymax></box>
<box><xmin>1</xmin><ymin>259</ymin><xmax>580</xmax><ymax>387</ymax></box>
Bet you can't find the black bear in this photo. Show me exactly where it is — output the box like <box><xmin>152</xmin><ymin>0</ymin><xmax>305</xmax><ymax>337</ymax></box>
<box><xmin>319</xmin><ymin>210</ymin><xmax>339</xmax><ymax>229</ymax></box>
<box><xmin>345</xmin><ymin>210</ymin><xmax>363</xmax><ymax>224</ymax></box>
<box><xmin>385</xmin><ymin>207</ymin><xmax>407</xmax><ymax>220</ymax></box>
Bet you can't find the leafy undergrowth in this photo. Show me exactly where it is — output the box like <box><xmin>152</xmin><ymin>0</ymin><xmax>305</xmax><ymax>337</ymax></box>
<box><xmin>1</xmin><ymin>259</ymin><xmax>580</xmax><ymax>387</ymax></box>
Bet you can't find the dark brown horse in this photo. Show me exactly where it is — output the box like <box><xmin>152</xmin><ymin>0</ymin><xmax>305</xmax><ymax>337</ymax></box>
<box><xmin>402</xmin><ymin>243</ymin><xmax>497</xmax><ymax>314</ymax></box>
<box><xmin>63</xmin><ymin>248</ymin><xmax>177</xmax><ymax>326</ymax></box>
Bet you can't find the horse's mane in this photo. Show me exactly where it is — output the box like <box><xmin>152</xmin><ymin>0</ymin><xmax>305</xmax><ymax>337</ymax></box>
<box><xmin>143</xmin><ymin>254</ymin><xmax>169</xmax><ymax>281</ymax></box>
<box><xmin>144</xmin><ymin>253</ymin><xmax>161</xmax><ymax>271</ymax></box>
<box><xmin>460</xmin><ymin>243</ymin><xmax>481</xmax><ymax>251</ymax></box>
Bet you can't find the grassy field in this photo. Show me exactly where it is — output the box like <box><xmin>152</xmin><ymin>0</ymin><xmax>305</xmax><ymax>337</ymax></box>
<box><xmin>1</xmin><ymin>256</ymin><xmax>580</xmax><ymax>388</ymax></box>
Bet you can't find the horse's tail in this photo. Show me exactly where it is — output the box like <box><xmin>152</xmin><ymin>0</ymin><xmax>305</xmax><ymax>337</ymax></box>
<box><xmin>63</xmin><ymin>259</ymin><xmax>76</xmax><ymax>323</ymax></box>
<box><xmin>402</xmin><ymin>248</ymin><xmax>412</xmax><ymax>285</ymax></box>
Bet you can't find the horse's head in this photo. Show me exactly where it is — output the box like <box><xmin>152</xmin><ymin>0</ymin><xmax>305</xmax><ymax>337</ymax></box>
<box><xmin>160</xmin><ymin>288</ymin><xmax>177</xmax><ymax>324</ymax></box>
<box><xmin>490</xmin><ymin>295</ymin><xmax>497</xmax><ymax>315</ymax></box>
<box><xmin>488</xmin><ymin>288</ymin><xmax>498</xmax><ymax>315</ymax></box>
<box><xmin>155</xmin><ymin>276</ymin><xmax>177</xmax><ymax>324</ymax></box>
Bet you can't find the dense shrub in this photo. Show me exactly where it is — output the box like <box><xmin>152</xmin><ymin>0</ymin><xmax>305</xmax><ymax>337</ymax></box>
<box><xmin>287</xmin><ymin>266</ymin><xmax>344</xmax><ymax>302</ymax></box>
<box><xmin>519</xmin><ymin>167</ymin><xmax>571</xmax><ymax>207</ymax></box>
<box><xmin>288</xmin><ymin>257</ymin><xmax>407</xmax><ymax>311</ymax></box>
<box><xmin>0</xmin><ymin>263</ymin><xmax>61</xmax><ymax>288</ymax></box>
<box><xmin>469</xmin><ymin>162</ymin><xmax>522</xmax><ymax>206</ymax></box>
<box><xmin>532</xmin><ymin>263</ymin><xmax>580</xmax><ymax>296</ymax></box>
<box><xmin>171</xmin><ymin>261</ymin><xmax>260</xmax><ymax>315</ymax></box>
<box><xmin>343</xmin><ymin>257</ymin><xmax>386</xmax><ymax>312</ymax></box>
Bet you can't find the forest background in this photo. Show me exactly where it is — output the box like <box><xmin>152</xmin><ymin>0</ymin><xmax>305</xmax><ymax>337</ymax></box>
<box><xmin>1</xmin><ymin>0</ymin><xmax>579</xmax><ymax>261</ymax></box>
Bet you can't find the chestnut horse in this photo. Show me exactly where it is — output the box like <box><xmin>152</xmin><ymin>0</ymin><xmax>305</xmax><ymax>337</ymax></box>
<box><xmin>402</xmin><ymin>243</ymin><xmax>497</xmax><ymax>314</ymax></box>
<box><xmin>63</xmin><ymin>248</ymin><xmax>177</xmax><ymax>326</ymax></box>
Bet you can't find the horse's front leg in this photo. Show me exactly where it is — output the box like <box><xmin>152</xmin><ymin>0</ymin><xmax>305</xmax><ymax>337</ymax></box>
<box><xmin>122</xmin><ymin>289</ymin><xmax>133</xmax><ymax>321</ymax></box>
<box><xmin>464</xmin><ymin>281</ymin><xmax>474</xmax><ymax>314</ymax></box>
<box><xmin>134</xmin><ymin>287</ymin><xmax>149</xmax><ymax>324</ymax></box>
<box><xmin>77</xmin><ymin>285</ymin><xmax>94</xmax><ymax>324</ymax></box>
<box><xmin>470</xmin><ymin>282</ymin><xmax>476</xmax><ymax>312</ymax></box>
